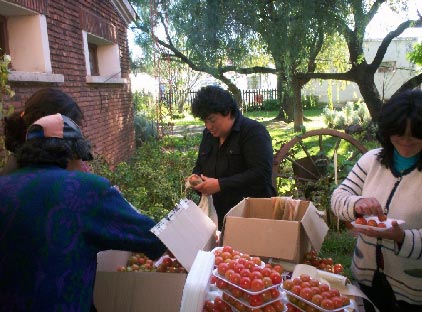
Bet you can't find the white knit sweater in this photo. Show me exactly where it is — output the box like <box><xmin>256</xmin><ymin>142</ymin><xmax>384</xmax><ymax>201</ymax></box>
<box><xmin>331</xmin><ymin>148</ymin><xmax>422</xmax><ymax>305</ymax></box>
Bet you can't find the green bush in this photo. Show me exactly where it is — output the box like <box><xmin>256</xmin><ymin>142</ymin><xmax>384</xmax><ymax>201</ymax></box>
<box><xmin>134</xmin><ymin>112</ymin><xmax>158</xmax><ymax>147</ymax></box>
<box><xmin>262</xmin><ymin>99</ymin><xmax>279</xmax><ymax>111</ymax></box>
<box><xmin>302</xmin><ymin>94</ymin><xmax>323</xmax><ymax>110</ymax></box>
<box><xmin>90</xmin><ymin>136</ymin><xmax>201</xmax><ymax>222</ymax></box>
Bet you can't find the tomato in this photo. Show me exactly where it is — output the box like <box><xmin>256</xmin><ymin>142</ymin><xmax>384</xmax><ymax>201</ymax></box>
<box><xmin>240</xmin><ymin>268</ymin><xmax>251</xmax><ymax>277</ymax></box>
<box><xmin>283</xmin><ymin>279</ymin><xmax>294</xmax><ymax>290</ymax></box>
<box><xmin>230</xmin><ymin>287</ymin><xmax>243</xmax><ymax>298</ymax></box>
<box><xmin>203</xmin><ymin>300</ymin><xmax>214</xmax><ymax>312</ymax></box>
<box><xmin>299</xmin><ymin>274</ymin><xmax>311</xmax><ymax>282</ymax></box>
<box><xmin>340</xmin><ymin>295</ymin><xmax>351</xmax><ymax>306</ymax></box>
<box><xmin>250</xmin><ymin>271</ymin><xmax>264</xmax><ymax>280</ymax></box>
<box><xmin>318</xmin><ymin>283</ymin><xmax>329</xmax><ymax>293</ymax></box>
<box><xmin>234</xmin><ymin>263</ymin><xmax>245</xmax><ymax>274</ymax></box>
<box><xmin>270</xmin><ymin>287</ymin><xmax>280</xmax><ymax>298</ymax></box>
<box><xmin>329</xmin><ymin>289</ymin><xmax>340</xmax><ymax>297</ymax></box>
<box><xmin>251</xmin><ymin>278</ymin><xmax>265</xmax><ymax>292</ymax></box>
<box><xmin>262</xmin><ymin>267</ymin><xmax>272</xmax><ymax>277</ymax></box>
<box><xmin>251</xmin><ymin>256</ymin><xmax>262</xmax><ymax>266</ymax></box>
<box><xmin>263</xmin><ymin>304</ymin><xmax>276</xmax><ymax>312</ymax></box>
<box><xmin>321</xmin><ymin>291</ymin><xmax>332</xmax><ymax>299</ymax></box>
<box><xmin>272</xmin><ymin>264</ymin><xmax>283</xmax><ymax>273</ymax></box>
<box><xmin>355</xmin><ymin>217</ymin><xmax>367</xmax><ymax>225</ymax></box>
<box><xmin>263</xmin><ymin>276</ymin><xmax>273</xmax><ymax>288</ymax></box>
<box><xmin>222</xmin><ymin>245</ymin><xmax>234</xmax><ymax>254</ymax></box>
<box><xmin>309</xmin><ymin>278</ymin><xmax>319</xmax><ymax>287</ymax></box>
<box><xmin>217</xmin><ymin>263</ymin><xmax>229</xmax><ymax>275</ymax></box>
<box><xmin>310</xmin><ymin>286</ymin><xmax>320</xmax><ymax>296</ymax></box>
<box><xmin>291</xmin><ymin>285</ymin><xmax>302</xmax><ymax>296</ymax></box>
<box><xmin>378</xmin><ymin>214</ymin><xmax>387</xmax><ymax>222</ymax></box>
<box><xmin>224</xmin><ymin>269</ymin><xmax>235</xmax><ymax>280</ymax></box>
<box><xmin>321</xmin><ymin>298</ymin><xmax>334</xmax><ymax>310</ymax></box>
<box><xmin>229</xmin><ymin>272</ymin><xmax>241</xmax><ymax>285</ymax></box>
<box><xmin>299</xmin><ymin>287</ymin><xmax>313</xmax><ymax>301</ymax></box>
<box><xmin>239</xmin><ymin>276</ymin><xmax>251</xmax><ymax>289</ymax></box>
<box><xmin>378</xmin><ymin>222</ymin><xmax>387</xmax><ymax>228</ymax></box>
<box><xmin>261</xmin><ymin>290</ymin><xmax>272</xmax><ymax>302</ymax></box>
<box><xmin>332</xmin><ymin>296</ymin><xmax>344</xmax><ymax>309</ymax></box>
<box><xmin>272</xmin><ymin>300</ymin><xmax>285</xmax><ymax>312</ymax></box>
<box><xmin>216</xmin><ymin>278</ymin><xmax>228</xmax><ymax>289</ymax></box>
<box><xmin>249</xmin><ymin>294</ymin><xmax>264</xmax><ymax>307</ymax></box>
<box><xmin>333</xmin><ymin>263</ymin><xmax>344</xmax><ymax>274</ymax></box>
<box><xmin>300</xmin><ymin>281</ymin><xmax>311</xmax><ymax>289</ymax></box>
<box><xmin>367</xmin><ymin>219</ymin><xmax>378</xmax><ymax>227</ymax></box>
<box><xmin>311</xmin><ymin>294</ymin><xmax>323</xmax><ymax>306</ymax></box>
<box><xmin>270</xmin><ymin>272</ymin><xmax>282</xmax><ymax>285</ymax></box>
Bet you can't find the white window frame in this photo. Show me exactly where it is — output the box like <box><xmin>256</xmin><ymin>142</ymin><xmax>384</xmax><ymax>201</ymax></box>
<box><xmin>0</xmin><ymin>2</ymin><xmax>63</xmax><ymax>83</ymax></box>
<box><xmin>82</xmin><ymin>31</ymin><xmax>127</xmax><ymax>84</ymax></box>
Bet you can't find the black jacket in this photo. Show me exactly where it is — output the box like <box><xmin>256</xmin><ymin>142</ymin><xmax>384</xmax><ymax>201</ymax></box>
<box><xmin>193</xmin><ymin>112</ymin><xmax>276</xmax><ymax>228</ymax></box>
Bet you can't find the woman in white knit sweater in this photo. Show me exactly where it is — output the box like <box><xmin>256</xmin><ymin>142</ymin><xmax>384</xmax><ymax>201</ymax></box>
<box><xmin>331</xmin><ymin>89</ymin><xmax>422</xmax><ymax>312</ymax></box>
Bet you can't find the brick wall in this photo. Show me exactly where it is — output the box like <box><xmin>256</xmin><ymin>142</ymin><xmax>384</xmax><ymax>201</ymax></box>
<box><xmin>1</xmin><ymin>0</ymin><xmax>135</xmax><ymax>167</ymax></box>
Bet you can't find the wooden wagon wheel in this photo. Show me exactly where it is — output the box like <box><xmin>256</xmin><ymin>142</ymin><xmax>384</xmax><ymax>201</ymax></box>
<box><xmin>272</xmin><ymin>128</ymin><xmax>368</xmax><ymax>227</ymax></box>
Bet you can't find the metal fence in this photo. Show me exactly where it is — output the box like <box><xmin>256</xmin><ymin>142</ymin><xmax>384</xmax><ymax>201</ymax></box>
<box><xmin>160</xmin><ymin>88</ymin><xmax>278</xmax><ymax>111</ymax></box>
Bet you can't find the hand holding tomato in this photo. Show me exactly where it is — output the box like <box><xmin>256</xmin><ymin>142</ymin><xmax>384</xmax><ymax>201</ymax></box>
<box><xmin>192</xmin><ymin>174</ymin><xmax>220</xmax><ymax>196</ymax></box>
<box><xmin>354</xmin><ymin>197</ymin><xmax>385</xmax><ymax>220</ymax></box>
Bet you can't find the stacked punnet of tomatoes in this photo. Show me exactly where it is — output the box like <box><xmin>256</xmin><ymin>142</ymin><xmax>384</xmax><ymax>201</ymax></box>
<box><xmin>116</xmin><ymin>252</ymin><xmax>187</xmax><ymax>273</ymax></box>
<box><xmin>301</xmin><ymin>250</ymin><xmax>344</xmax><ymax>275</ymax></box>
<box><xmin>282</xmin><ymin>274</ymin><xmax>351</xmax><ymax>312</ymax></box>
<box><xmin>203</xmin><ymin>245</ymin><xmax>285</xmax><ymax>312</ymax></box>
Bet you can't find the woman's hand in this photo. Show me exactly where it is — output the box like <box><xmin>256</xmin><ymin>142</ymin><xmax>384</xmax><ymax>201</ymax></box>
<box><xmin>355</xmin><ymin>221</ymin><xmax>405</xmax><ymax>244</ymax></box>
<box><xmin>193</xmin><ymin>174</ymin><xmax>220</xmax><ymax>196</ymax></box>
<box><xmin>354</xmin><ymin>197</ymin><xmax>385</xmax><ymax>220</ymax></box>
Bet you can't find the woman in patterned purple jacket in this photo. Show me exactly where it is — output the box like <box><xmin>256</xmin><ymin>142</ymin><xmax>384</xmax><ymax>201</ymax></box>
<box><xmin>0</xmin><ymin>94</ymin><xmax>166</xmax><ymax>311</ymax></box>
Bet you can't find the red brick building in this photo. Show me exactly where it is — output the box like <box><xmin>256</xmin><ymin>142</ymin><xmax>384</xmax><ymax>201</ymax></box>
<box><xmin>0</xmin><ymin>0</ymin><xmax>137</xmax><ymax>167</ymax></box>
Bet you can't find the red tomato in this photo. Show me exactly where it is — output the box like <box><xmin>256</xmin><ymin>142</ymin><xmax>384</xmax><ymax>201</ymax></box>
<box><xmin>270</xmin><ymin>272</ymin><xmax>282</xmax><ymax>285</ymax></box>
<box><xmin>240</xmin><ymin>268</ymin><xmax>251</xmax><ymax>277</ymax></box>
<box><xmin>318</xmin><ymin>283</ymin><xmax>330</xmax><ymax>293</ymax></box>
<box><xmin>230</xmin><ymin>287</ymin><xmax>243</xmax><ymax>298</ymax></box>
<box><xmin>272</xmin><ymin>264</ymin><xmax>283</xmax><ymax>273</ymax></box>
<box><xmin>249</xmin><ymin>294</ymin><xmax>264</xmax><ymax>307</ymax></box>
<box><xmin>270</xmin><ymin>287</ymin><xmax>280</xmax><ymax>298</ymax></box>
<box><xmin>262</xmin><ymin>267</ymin><xmax>272</xmax><ymax>277</ymax></box>
<box><xmin>311</xmin><ymin>294</ymin><xmax>323</xmax><ymax>306</ymax></box>
<box><xmin>251</xmin><ymin>278</ymin><xmax>265</xmax><ymax>292</ymax></box>
<box><xmin>333</xmin><ymin>263</ymin><xmax>344</xmax><ymax>274</ymax></box>
<box><xmin>291</xmin><ymin>285</ymin><xmax>302</xmax><ymax>296</ymax></box>
<box><xmin>216</xmin><ymin>278</ymin><xmax>228</xmax><ymax>289</ymax></box>
<box><xmin>263</xmin><ymin>276</ymin><xmax>273</xmax><ymax>288</ymax></box>
<box><xmin>222</xmin><ymin>245</ymin><xmax>234</xmax><ymax>254</ymax></box>
<box><xmin>299</xmin><ymin>287</ymin><xmax>313</xmax><ymax>301</ymax></box>
<box><xmin>261</xmin><ymin>290</ymin><xmax>272</xmax><ymax>302</ymax></box>
<box><xmin>378</xmin><ymin>214</ymin><xmax>387</xmax><ymax>222</ymax></box>
<box><xmin>217</xmin><ymin>263</ymin><xmax>229</xmax><ymax>276</ymax></box>
<box><xmin>321</xmin><ymin>299</ymin><xmax>334</xmax><ymax>310</ymax></box>
<box><xmin>355</xmin><ymin>217</ymin><xmax>367</xmax><ymax>225</ymax></box>
<box><xmin>283</xmin><ymin>279</ymin><xmax>294</xmax><ymax>290</ymax></box>
<box><xmin>378</xmin><ymin>222</ymin><xmax>387</xmax><ymax>228</ymax></box>
<box><xmin>263</xmin><ymin>304</ymin><xmax>276</xmax><ymax>312</ymax></box>
<box><xmin>332</xmin><ymin>296</ymin><xmax>344</xmax><ymax>309</ymax></box>
<box><xmin>341</xmin><ymin>295</ymin><xmax>351</xmax><ymax>306</ymax></box>
<box><xmin>239</xmin><ymin>276</ymin><xmax>251</xmax><ymax>289</ymax></box>
<box><xmin>250</xmin><ymin>271</ymin><xmax>264</xmax><ymax>280</ymax></box>
<box><xmin>229</xmin><ymin>272</ymin><xmax>241</xmax><ymax>285</ymax></box>
<box><xmin>367</xmin><ymin>219</ymin><xmax>378</xmax><ymax>227</ymax></box>
<box><xmin>272</xmin><ymin>300</ymin><xmax>285</xmax><ymax>312</ymax></box>
<box><xmin>299</xmin><ymin>274</ymin><xmax>311</xmax><ymax>282</ymax></box>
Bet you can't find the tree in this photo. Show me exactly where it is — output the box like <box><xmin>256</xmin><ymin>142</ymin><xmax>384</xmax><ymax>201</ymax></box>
<box><xmin>299</xmin><ymin>0</ymin><xmax>422</xmax><ymax>120</ymax></box>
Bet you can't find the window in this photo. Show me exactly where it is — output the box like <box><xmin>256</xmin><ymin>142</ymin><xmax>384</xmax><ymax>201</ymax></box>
<box><xmin>82</xmin><ymin>31</ymin><xmax>126</xmax><ymax>84</ymax></box>
<box><xmin>0</xmin><ymin>16</ymin><xmax>8</xmax><ymax>55</ymax></box>
<box><xmin>247</xmin><ymin>75</ymin><xmax>261</xmax><ymax>90</ymax></box>
<box><xmin>88</xmin><ymin>43</ymin><xmax>99</xmax><ymax>76</ymax></box>
<box><xmin>378</xmin><ymin>61</ymin><xmax>396</xmax><ymax>73</ymax></box>
<box><xmin>0</xmin><ymin>2</ymin><xmax>63</xmax><ymax>83</ymax></box>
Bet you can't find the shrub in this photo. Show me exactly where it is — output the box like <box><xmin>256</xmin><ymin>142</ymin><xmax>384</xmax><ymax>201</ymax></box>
<box><xmin>90</xmin><ymin>136</ymin><xmax>201</xmax><ymax>222</ymax></box>
<box><xmin>134</xmin><ymin>112</ymin><xmax>158</xmax><ymax>147</ymax></box>
<box><xmin>262</xmin><ymin>99</ymin><xmax>279</xmax><ymax>111</ymax></box>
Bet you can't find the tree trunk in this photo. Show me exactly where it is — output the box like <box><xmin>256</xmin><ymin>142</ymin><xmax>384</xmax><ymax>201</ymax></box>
<box><xmin>292</xmin><ymin>77</ymin><xmax>304</xmax><ymax>132</ymax></box>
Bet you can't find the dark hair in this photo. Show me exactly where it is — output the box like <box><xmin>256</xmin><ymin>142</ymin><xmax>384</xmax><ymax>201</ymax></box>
<box><xmin>16</xmin><ymin>136</ymin><xmax>93</xmax><ymax>169</ymax></box>
<box><xmin>191</xmin><ymin>85</ymin><xmax>239</xmax><ymax>120</ymax></box>
<box><xmin>377</xmin><ymin>89</ymin><xmax>422</xmax><ymax>170</ymax></box>
<box><xmin>3</xmin><ymin>88</ymin><xmax>83</xmax><ymax>153</ymax></box>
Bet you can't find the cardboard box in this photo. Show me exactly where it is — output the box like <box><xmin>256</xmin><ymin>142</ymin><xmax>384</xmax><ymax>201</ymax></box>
<box><xmin>94</xmin><ymin>199</ymin><xmax>217</xmax><ymax>312</ymax></box>
<box><xmin>94</xmin><ymin>250</ymin><xmax>187</xmax><ymax>312</ymax></box>
<box><xmin>220</xmin><ymin>197</ymin><xmax>328</xmax><ymax>263</ymax></box>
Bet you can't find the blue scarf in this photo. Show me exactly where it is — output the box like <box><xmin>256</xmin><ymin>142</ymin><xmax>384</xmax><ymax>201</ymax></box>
<box><xmin>393</xmin><ymin>149</ymin><xmax>419</xmax><ymax>173</ymax></box>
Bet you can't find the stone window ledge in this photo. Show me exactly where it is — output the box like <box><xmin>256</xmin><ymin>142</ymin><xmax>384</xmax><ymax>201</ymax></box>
<box><xmin>8</xmin><ymin>71</ymin><xmax>64</xmax><ymax>83</ymax></box>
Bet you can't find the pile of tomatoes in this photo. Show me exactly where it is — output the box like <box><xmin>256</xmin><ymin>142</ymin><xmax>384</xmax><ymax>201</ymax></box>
<box><xmin>207</xmin><ymin>245</ymin><xmax>285</xmax><ymax>311</ymax></box>
<box><xmin>117</xmin><ymin>253</ymin><xmax>187</xmax><ymax>273</ymax></box>
<box><xmin>301</xmin><ymin>250</ymin><xmax>344</xmax><ymax>275</ymax></box>
<box><xmin>355</xmin><ymin>217</ymin><xmax>386</xmax><ymax>228</ymax></box>
<box><xmin>283</xmin><ymin>274</ymin><xmax>351</xmax><ymax>311</ymax></box>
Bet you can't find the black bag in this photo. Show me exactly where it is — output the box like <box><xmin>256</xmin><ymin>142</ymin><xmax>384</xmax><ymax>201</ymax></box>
<box><xmin>369</xmin><ymin>239</ymin><xmax>401</xmax><ymax>311</ymax></box>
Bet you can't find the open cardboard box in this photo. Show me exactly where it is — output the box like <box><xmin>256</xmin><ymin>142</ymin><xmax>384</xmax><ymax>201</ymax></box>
<box><xmin>220</xmin><ymin>197</ymin><xmax>328</xmax><ymax>264</ymax></box>
<box><xmin>94</xmin><ymin>199</ymin><xmax>217</xmax><ymax>312</ymax></box>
